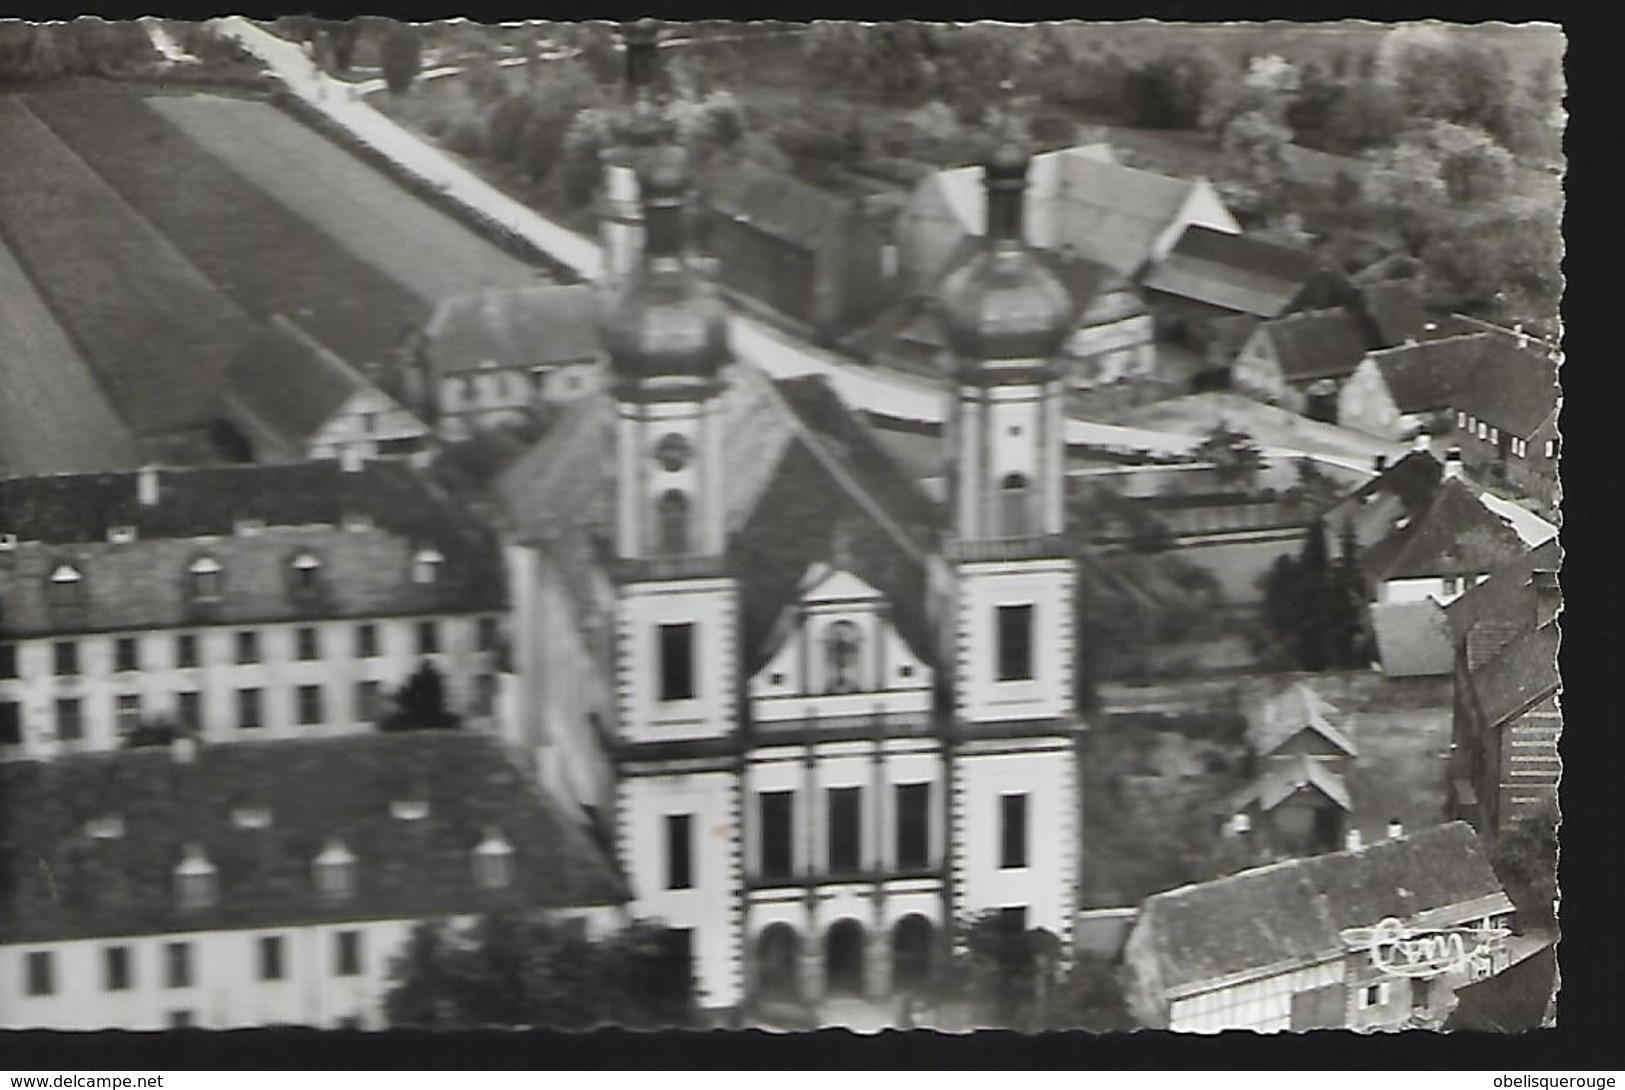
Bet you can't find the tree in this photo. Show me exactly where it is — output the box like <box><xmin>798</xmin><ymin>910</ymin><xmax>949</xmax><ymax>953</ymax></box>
<box><xmin>382</xmin><ymin>661</ymin><xmax>458</xmax><ymax>732</ymax></box>
<box><xmin>322</xmin><ymin>19</ymin><xmax>361</xmax><ymax>72</ymax></box>
<box><xmin>1381</xmin><ymin>28</ymin><xmax>1514</xmax><ymax>142</ymax></box>
<box><xmin>384</xmin><ymin>914</ymin><xmax>699</xmax><ymax>1029</ymax></box>
<box><xmin>1219</xmin><ymin>109</ymin><xmax>1293</xmax><ymax>215</ymax></box>
<box><xmin>1425</xmin><ymin>121</ymin><xmax>1514</xmax><ymax>205</ymax></box>
<box><xmin>1322</xmin><ymin>80</ymin><xmax>1403</xmax><ymax>154</ymax></box>
<box><xmin>1489</xmin><ymin>800</ymin><xmax>1558</xmax><ymax>932</ymax></box>
<box><xmin>380</xmin><ymin>22</ymin><xmax>422</xmax><ymax>96</ymax></box>
<box><xmin>1125</xmin><ymin>49</ymin><xmax>1224</xmax><ymax>129</ymax></box>
<box><xmin>1047</xmin><ymin>951</ymin><xmax>1134</xmax><ymax>1032</ymax></box>
<box><xmin>1420</xmin><ymin>199</ymin><xmax>1561</xmax><ymax>328</ymax></box>
<box><xmin>1197</xmin><ymin>425</ymin><xmax>1266</xmax><ymax>492</ymax></box>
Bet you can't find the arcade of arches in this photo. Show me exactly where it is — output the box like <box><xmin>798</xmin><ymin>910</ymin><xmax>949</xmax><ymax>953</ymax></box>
<box><xmin>751</xmin><ymin>914</ymin><xmax>939</xmax><ymax>1003</ymax></box>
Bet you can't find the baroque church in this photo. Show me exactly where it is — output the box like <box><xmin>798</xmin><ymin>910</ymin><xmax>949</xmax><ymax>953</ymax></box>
<box><xmin>494</xmin><ymin>24</ymin><xmax>1084</xmax><ymax>1013</ymax></box>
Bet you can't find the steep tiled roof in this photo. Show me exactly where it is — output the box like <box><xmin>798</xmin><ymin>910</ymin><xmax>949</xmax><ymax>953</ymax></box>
<box><xmin>0</xmin><ymin>732</ymin><xmax>626</xmax><ymax>945</ymax></box>
<box><xmin>1135</xmin><ymin>822</ymin><xmax>1508</xmax><ymax>995</ymax></box>
<box><xmin>1445</xmin><ymin>538</ymin><xmax>1561</xmax><ymax>663</ymax></box>
<box><xmin>1354</xmin><ymin>279</ymin><xmax>1429</xmax><ymax>346</ymax></box>
<box><xmin>702</xmin><ymin>156</ymin><xmax>857</xmax><ymax>253</ymax></box>
<box><xmin>1246</xmin><ymin>682</ymin><xmax>1357</xmax><ymax>758</ymax></box>
<box><xmin>1471</xmin><ymin>622</ymin><xmax>1560</xmax><ymax>729</ymax></box>
<box><xmin>1326</xmin><ymin>450</ymin><xmax>1444</xmax><ymax>553</ymax></box>
<box><xmin>0</xmin><ymin>462</ymin><xmax>505</xmax><ymax>635</ymax></box>
<box><xmin>224</xmin><ymin>316</ymin><xmax>374</xmax><ymax>448</ymax></box>
<box><xmin>1450</xmin><ymin>330</ymin><xmax>1561</xmax><ymax>439</ymax></box>
<box><xmin>423</xmin><ymin>284</ymin><xmax>599</xmax><ymax>378</ymax></box>
<box><xmin>1255</xmin><ymin>307</ymin><xmax>1372</xmax><ymax>382</ymax></box>
<box><xmin>1242</xmin><ymin>753</ymin><xmax>1351</xmax><ymax>812</ymax></box>
<box><xmin>1365</xmin><ymin>333</ymin><xmax>1488</xmax><ymax>414</ymax></box>
<box><xmin>1363</xmin><ymin>478</ymin><xmax>1529</xmax><ymax>583</ymax></box>
<box><xmin>1141</xmin><ymin>225</ymin><xmax>1326</xmax><ymax>318</ymax></box>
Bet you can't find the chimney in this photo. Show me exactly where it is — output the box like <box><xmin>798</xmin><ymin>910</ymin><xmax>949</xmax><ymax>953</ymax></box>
<box><xmin>340</xmin><ymin>444</ymin><xmax>364</xmax><ymax>473</ymax></box>
<box><xmin>1373</xmin><ymin>454</ymin><xmax>1387</xmax><ymax>473</ymax></box>
<box><xmin>172</xmin><ymin>735</ymin><xmax>198</xmax><ymax>764</ymax></box>
<box><xmin>1344</xmin><ymin>828</ymin><xmax>1364</xmax><ymax>852</ymax></box>
<box><xmin>137</xmin><ymin>465</ymin><xmax>160</xmax><ymax>507</ymax></box>
<box><xmin>1387</xmin><ymin>818</ymin><xmax>1403</xmax><ymax>840</ymax></box>
<box><xmin>1531</xmin><ymin>568</ymin><xmax>1561</xmax><ymax>627</ymax></box>
<box><xmin>1411</xmin><ymin>431</ymin><xmax>1431</xmax><ymax>454</ymax></box>
<box><xmin>1443</xmin><ymin>447</ymin><xmax>1464</xmax><ymax>480</ymax></box>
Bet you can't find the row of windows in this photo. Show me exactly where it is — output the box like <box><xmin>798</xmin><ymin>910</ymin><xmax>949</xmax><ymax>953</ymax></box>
<box><xmin>23</xmin><ymin>931</ymin><xmax>366</xmax><ymax>998</ymax></box>
<box><xmin>662</xmin><ymin>790</ymin><xmax>1028</xmax><ymax>891</ymax></box>
<box><xmin>651</xmin><ymin>605</ymin><xmax>1033</xmax><ymax>704</ymax></box>
<box><xmin>39</xmin><ymin>549</ymin><xmax>447</xmax><ymax>611</ymax></box>
<box><xmin>0</xmin><ymin>618</ymin><xmax>499</xmax><ymax>679</ymax></box>
<box><xmin>0</xmin><ymin>672</ymin><xmax>500</xmax><ymax>746</ymax></box>
<box><xmin>1455</xmin><ymin>412</ymin><xmax>1556</xmax><ymax>460</ymax></box>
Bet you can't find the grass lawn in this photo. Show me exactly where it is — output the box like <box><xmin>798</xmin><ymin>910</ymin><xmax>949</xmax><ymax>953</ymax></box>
<box><xmin>26</xmin><ymin>88</ymin><xmax>435</xmax><ymax>370</ymax></box>
<box><xmin>0</xmin><ymin>95</ymin><xmax>258</xmax><ymax>435</ymax></box>
<box><xmin>147</xmin><ymin>94</ymin><xmax>548</xmax><ymax>304</ymax></box>
<box><xmin>0</xmin><ymin>237</ymin><xmax>138</xmax><ymax>476</ymax></box>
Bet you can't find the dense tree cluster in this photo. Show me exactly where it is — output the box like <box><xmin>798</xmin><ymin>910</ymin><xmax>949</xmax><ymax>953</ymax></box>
<box><xmin>937</xmin><ymin>911</ymin><xmax>1132</xmax><ymax>1031</ymax></box>
<box><xmin>0</xmin><ymin>19</ymin><xmax>158</xmax><ymax>82</ymax></box>
<box><xmin>384</xmin><ymin>913</ymin><xmax>698</xmax><ymax>1029</ymax></box>
<box><xmin>1261</xmin><ymin>520</ymin><xmax>1373</xmax><ymax>673</ymax></box>
<box><xmin>1489</xmin><ymin>799</ymin><xmax>1558</xmax><ymax>932</ymax></box>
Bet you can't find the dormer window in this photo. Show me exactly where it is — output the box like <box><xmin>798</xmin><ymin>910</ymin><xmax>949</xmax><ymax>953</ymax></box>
<box><xmin>47</xmin><ymin>564</ymin><xmax>83</xmax><ymax>608</ymax></box>
<box><xmin>107</xmin><ymin>525</ymin><xmax>137</xmax><ymax>545</ymax></box>
<box><xmin>412</xmin><ymin>548</ymin><xmax>443</xmax><ymax>585</ymax></box>
<box><xmin>235</xmin><ymin>518</ymin><xmax>266</xmax><ymax>537</ymax></box>
<box><xmin>174</xmin><ymin>844</ymin><xmax>219</xmax><ymax>911</ymax></box>
<box><xmin>291</xmin><ymin>553</ymin><xmax>322</xmax><ymax>594</ymax></box>
<box><xmin>472</xmin><ymin>829</ymin><xmax>515</xmax><ymax>890</ymax></box>
<box><xmin>232</xmin><ymin>807</ymin><xmax>273</xmax><ymax>830</ymax></box>
<box><xmin>390</xmin><ymin>799</ymin><xmax>430</xmax><ymax>822</ymax></box>
<box><xmin>824</xmin><ymin>620</ymin><xmax>863</xmax><ymax>694</ymax></box>
<box><xmin>188</xmin><ymin>556</ymin><xmax>223</xmax><ymax>601</ymax></box>
<box><xmin>86</xmin><ymin>815</ymin><xmax>125</xmax><ymax>840</ymax></box>
<box><xmin>313</xmin><ymin>839</ymin><xmax>357</xmax><ymax>903</ymax></box>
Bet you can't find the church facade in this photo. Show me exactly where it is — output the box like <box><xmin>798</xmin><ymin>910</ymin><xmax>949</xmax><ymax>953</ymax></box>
<box><xmin>493</xmin><ymin>26</ymin><xmax>1084</xmax><ymax>1017</ymax></box>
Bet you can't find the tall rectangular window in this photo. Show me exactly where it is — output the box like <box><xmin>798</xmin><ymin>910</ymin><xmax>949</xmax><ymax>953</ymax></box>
<box><xmin>335</xmin><ymin>931</ymin><xmax>362</xmax><ymax>977</ymax></box>
<box><xmin>996</xmin><ymin>605</ymin><xmax>1035</xmax><ymax>682</ymax></box>
<box><xmin>356</xmin><ymin>623</ymin><xmax>378</xmax><ymax>659</ymax></box>
<box><xmin>176</xmin><ymin>633</ymin><xmax>199</xmax><ymax>669</ymax></box>
<box><xmin>25</xmin><ymin>950</ymin><xmax>53</xmax><ymax>996</ymax></box>
<box><xmin>0</xmin><ymin>702</ymin><xmax>21</xmax><ymax>747</ymax></box>
<box><xmin>477</xmin><ymin>617</ymin><xmax>499</xmax><ymax>653</ymax></box>
<box><xmin>103</xmin><ymin>945</ymin><xmax>131</xmax><ymax>991</ymax></box>
<box><xmin>1000</xmin><ymin>793</ymin><xmax>1029</xmax><ymax>870</ymax></box>
<box><xmin>827</xmin><ymin>786</ymin><xmax>863</xmax><ymax>875</ymax></box>
<box><xmin>355</xmin><ymin>681</ymin><xmax>381</xmax><ymax>723</ymax></box>
<box><xmin>55</xmin><ymin>698</ymin><xmax>82</xmax><ymax>742</ymax></box>
<box><xmin>165</xmin><ymin>942</ymin><xmax>193</xmax><ymax>989</ymax></box>
<box><xmin>0</xmin><ymin>643</ymin><xmax>15</xmax><ymax>678</ymax></box>
<box><xmin>758</xmin><ymin>791</ymin><xmax>794</xmax><ymax>880</ymax></box>
<box><xmin>114</xmin><ymin>637</ymin><xmax>138</xmax><ymax>673</ymax></box>
<box><xmin>658</xmin><ymin>623</ymin><xmax>696</xmax><ymax>702</ymax></box>
<box><xmin>236</xmin><ymin>630</ymin><xmax>259</xmax><ymax>665</ymax></box>
<box><xmin>259</xmin><ymin>936</ymin><xmax>285</xmax><ymax>981</ymax></box>
<box><xmin>416</xmin><ymin>620</ymin><xmax>439</xmax><ymax>656</ymax></box>
<box><xmin>665</xmin><ymin>814</ymin><xmax>693</xmax><ymax>890</ymax></box>
<box><xmin>896</xmin><ymin>782</ymin><xmax>931</xmax><ymax>870</ymax></box>
<box><xmin>296</xmin><ymin>627</ymin><xmax>320</xmax><ymax>661</ymax></box>
<box><xmin>238</xmin><ymin>688</ymin><xmax>263</xmax><ymax>731</ymax></box>
<box><xmin>53</xmin><ymin>641</ymin><xmax>78</xmax><ymax>676</ymax></box>
<box><xmin>297</xmin><ymin>685</ymin><xmax>323</xmax><ymax>727</ymax></box>
<box><xmin>177</xmin><ymin>691</ymin><xmax>201</xmax><ymax>732</ymax></box>
<box><xmin>115</xmin><ymin>694</ymin><xmax>142</xmax><ymax>736</ymax></box>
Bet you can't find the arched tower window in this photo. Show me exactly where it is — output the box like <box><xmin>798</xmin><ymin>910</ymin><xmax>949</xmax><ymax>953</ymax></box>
<box><xmin>657</xmin><ymin>489</ymin><xmax>690</xmax><ymax>557</ymax></box>
<box><xmin>1000</xmin><ymin>473</ymin><xmax>1030</xmax><ymax>538</ymax></box>
<box><xmin>824</xmin><ymin>620</ymin><xmax>863</xmax><ymax>694</ymax></box>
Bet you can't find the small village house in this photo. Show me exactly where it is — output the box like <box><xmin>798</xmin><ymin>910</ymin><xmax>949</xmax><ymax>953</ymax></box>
<box><xmin>1225</xmin><ymin>683</ymin><xmax>1359</xmax><ymax>859</ymax></box>
<box><xmin>1338</xmin><ymin>333</ymin><xmax>1488</xmax><ymax>442</ymax></box>
<box><xmin>1232</xmin><ymin>307</ymin><xmax>1373</xmax><ymax>420</ymax></box>
<box><xmin>1444</xmin><ymin>327</ymin><xmax>1561</xmax><ymax>508</ymax></box>
<box><xmin>1121</xmin><ymin>821</ymin><xmax>1515</xmax><ymax>1032</ymax></box>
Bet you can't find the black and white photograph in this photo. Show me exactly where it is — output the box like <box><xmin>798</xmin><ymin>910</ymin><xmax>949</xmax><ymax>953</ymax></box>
<box><xmin>0</xmin><ymin>13</ymin><xmax>1564</xmax><ymax>1042</ymax></box>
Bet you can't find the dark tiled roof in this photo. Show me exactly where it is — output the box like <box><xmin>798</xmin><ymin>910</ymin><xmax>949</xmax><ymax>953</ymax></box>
<box><xmin>1136</xmin><ymin>822</ymin><xmax>1507</xmax><ymax>994</ymax></box>
<box><xmin>1326</xmin><ymin>450</ymin><xmax>1444</xmax><ymax>554</ymax></box>
<box><xmin>0</xmin><ymin>732</ymin><xmax>626</xmax><ymax>944</ymax></box>
<box><xmin>1365</xmin><ymin>334</ymin><xmax>1488</xmax><ymax>414</ymax></box>
<box><xmin>1246</xmin><ymin>682</ymin><xmax>1356</xmax><ymax>758</ymax></box>
<box><xmin>702</xmin><ymin>156</ymin><xmax>857</xmax><ymax>253</ymax></box>
<box><xmin>1450</xmin><ymin>331</ymin><xmax>1561</xmax><ymax>438</ymax></box>
<box><xmin>1363</xmin><ymin>478</ymin><xmax>1529</xmax><ymax>583</ymax></box>
<box><xmin>1246</xmin><ymin>753</ymin><xmax>1351</xmax><ymax>811</ymax></box>
<box><xmin>1445</xmin><ymin>538</ymin><xmax>1561</xmax><ymax>657</ymax></box>
<box><xmin>0</xmin><ymin>462</ymin><xmax>505</xmax><ymax>635</ymax></box>
<box><xmin>1141</xmin><ymin>225</ymin><xmax>1325</xmax><ymax>318</ymax></box>
<box><xmin>1256</xmin><ymin>307</ymin><xmax>1372</xmax><ymax>383</ymax></box>
<box><xmin>1445</xmin><ymin>943</ymin><xmax>1556</xmax><ymax>1032</ymax></box>
<box><xmin>424</xmin><ymin>284</ymin><xmax>599</xmax><ymax>378</ymax></box>
<box><xmin>1471</xmin><ymin>622</ymin><xmax>1560</xmax><ymax>728</ymax></box>
<box><xmin>225</xmin><ymin>317</ymin><xmax>373</xmax><ymax>448</ymax></box>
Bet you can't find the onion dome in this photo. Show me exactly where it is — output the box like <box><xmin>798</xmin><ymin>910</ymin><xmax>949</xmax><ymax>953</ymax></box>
<box><xmin>938</xmin><ymin>144</ymin><xmax>1073</xmax><ymax>368</ymax></box>
<box><xmin>601</xmin><ymin>147</ymin><xmax>730</xmax><ymax>385</ymax></box>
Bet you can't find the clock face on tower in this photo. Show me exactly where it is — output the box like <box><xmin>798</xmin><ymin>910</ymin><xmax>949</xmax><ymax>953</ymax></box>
<box><xmin>654</xmin><ymin>433</ymin><xmax>692</xmax><ymax>472</ymax></box>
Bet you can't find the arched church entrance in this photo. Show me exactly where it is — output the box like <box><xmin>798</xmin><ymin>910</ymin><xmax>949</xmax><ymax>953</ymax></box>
<box><xmin>824</xmin><ymin>919</ymin><xmax>867</xmax><ymax>997</ymax></box>
<box><xmin>755</xmin><ymin>923</ymin><xmax>802</xmax><ymax>1000</ymax></box>
<box><xmin>891</xmin><ymin>914</ymin><xmax>935</xmax><ymax>993</ymax></box>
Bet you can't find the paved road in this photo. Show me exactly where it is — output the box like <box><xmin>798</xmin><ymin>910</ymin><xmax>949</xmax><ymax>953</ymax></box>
<box><xmin>214</xmin><ymin>16</ymin><xmax>1558</xmax><ymax>545</ymax></box>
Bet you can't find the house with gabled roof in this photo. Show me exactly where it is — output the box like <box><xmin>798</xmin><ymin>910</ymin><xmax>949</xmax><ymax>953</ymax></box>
<box><xmin>1121</xmin><ymin>821</ymin><xmax>1515</xmax><ymax>1032</ymax></box>
<box><xmin>1224</xmin><ymin>683</ymin><xmax>1359</xmax><ymax>859</ymax></box>
<box><xmin>697</xmin><ymin>155</ymin><xmax>887</xmax><ymax>343</ymax></box>
<box><xmin>893</xmin><ymin>143</ymin><xmax>1238</xmax><ymax>294</ymax></box>
<box><xmin>494</xmin><ymin>141</ymin><xmax>1087</xmax><ymax>1018</ymax></box>
<box><xmin>1445</xmin><ymin>327</ymin><xmax>1561</xmax><ymax>508</ymax></box>
<box><xmin>0</xmin><ymin>731</ymin><xmax>626</xmax><ymax>1029</ymax></box>
<box><xmin>1338</xmin><ymin>332</ymin><xmax>1490</xmax><ymax>442</ymax></box>
<box><xmin>1232</xmin><ymin>306</ymin><xmax>1373</xmax><ymax>419</ymax></box>
<box><xmin>1445</xmin><ymin>539</ymin><xmax>1561</xmax><ymax>840</ymax></box>
<box><xmin>224</xmin><ymin>315</ymin><xmax>429</xmax><ymax>464</ymax></box>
